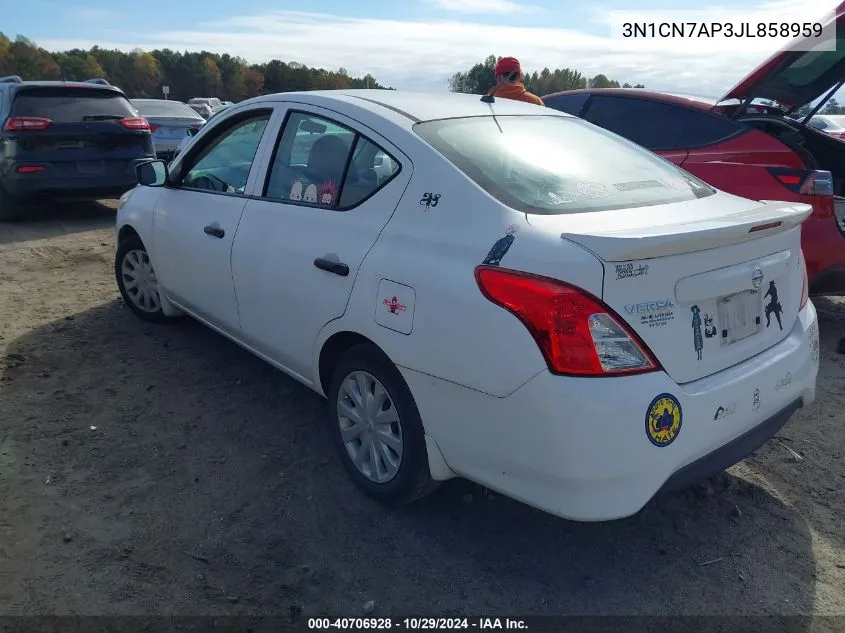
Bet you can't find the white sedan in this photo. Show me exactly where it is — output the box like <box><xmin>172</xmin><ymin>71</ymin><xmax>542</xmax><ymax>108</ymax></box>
<box><xmin>114</xmin><ymin>89</ymin><xmax>820</xmax><ymax>522</ymax></box>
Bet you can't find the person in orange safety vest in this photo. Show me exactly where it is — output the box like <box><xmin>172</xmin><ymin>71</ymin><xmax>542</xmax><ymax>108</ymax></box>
<box><xmin>487</xmin><ymin>57</ymin><xmax>544</xmax><ymax>106</ymax></box>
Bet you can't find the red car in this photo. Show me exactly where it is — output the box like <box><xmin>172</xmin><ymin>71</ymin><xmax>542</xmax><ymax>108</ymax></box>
<box><xmin>543</xmin><ymin>6</ymin><xmax>845</xmax><ymax>295</ymax></box>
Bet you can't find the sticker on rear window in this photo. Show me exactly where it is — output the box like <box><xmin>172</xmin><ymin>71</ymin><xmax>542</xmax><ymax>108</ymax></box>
<box><xmin>319</xmin><ymin>180</ymin><xmax>337</xmax><ymax>206</ymax></box>
<box><xmin>613</xmin><ymin>180</ymin><xmax>664</xmax><ymax>192</ymax></box>
<box><xmin>576</xmin><ymin>181</ymin><xmax>609</xmax><ymax>198</ymax></box>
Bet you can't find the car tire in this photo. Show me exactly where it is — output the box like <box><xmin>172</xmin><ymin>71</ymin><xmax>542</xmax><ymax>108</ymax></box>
<box><xmin>328</xmin><ymin>343</ymin><xmax>438</xmax><ymax>506</ymax></box>
<box><xmin>0</xmin><ymin>185</ymin><xmax>25</xmax><ymax>222</ymax></box>
<box><xmin>115</xmin><ymin>234</ymin><xmax>180</xmax><ymax>324</ymax></box>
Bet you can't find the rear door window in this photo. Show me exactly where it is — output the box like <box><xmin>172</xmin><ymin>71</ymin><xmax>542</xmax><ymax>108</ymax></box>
<box><xmin>11</xmin><ymin>88</ymin><xmax>137</xmax><ymax>122</ymax></box>
<box><xmin>583</xmin><ymin>96</ymin><xmax>743</xmax><ymax>150</ymax></box>
<box><xmin>414</xmin><ymin>114</ymin><xmax>715</xmax><ymax>215</ymax></box>
<box><xmin>263</xmin><ymin>111</ymin><xmax>400</xmax><ymax>209</ymax></box>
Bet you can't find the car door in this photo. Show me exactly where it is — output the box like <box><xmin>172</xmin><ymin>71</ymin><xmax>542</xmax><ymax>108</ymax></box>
<box><xmin>151</xmin><ymin>106</ymin><xmax>277</xmax><ymax>333</ymax></box>
<box><xmin>231</xmin><ymin>105</ymin><xmax>412</xmax><ymax>380</ymax></box>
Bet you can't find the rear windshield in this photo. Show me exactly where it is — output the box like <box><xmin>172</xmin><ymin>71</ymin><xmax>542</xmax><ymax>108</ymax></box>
<box><xmin>11</xmin><ymin>88</ymin><xmax>137</xmax><ymax>122</ymax></box>
<box><xmin>413</xmin><ymin>115</ymin><xmax>715</xmax><ymax>214</ymax></box>
<box><xmin>132</xmin><ymin>99</ymin><xmax>201</xmax><ymax>118</ymax></box>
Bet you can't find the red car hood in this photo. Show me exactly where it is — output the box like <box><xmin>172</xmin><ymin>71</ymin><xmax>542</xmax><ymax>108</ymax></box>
<box><xmin>717</xmin><ymin>1</ymin><xmax>845</xmax><ymax>107</ymax></box>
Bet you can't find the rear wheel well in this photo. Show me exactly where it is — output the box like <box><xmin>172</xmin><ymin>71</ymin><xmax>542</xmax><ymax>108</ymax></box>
<box><xmin>319</xmin><ymin>331</ymin><xmax>383</xmax><ymax>394</ymax></box>
<box><xmin>118</xmin><ymin>225</ymin><xmax>140</xmax><ymax>245</ymax></box>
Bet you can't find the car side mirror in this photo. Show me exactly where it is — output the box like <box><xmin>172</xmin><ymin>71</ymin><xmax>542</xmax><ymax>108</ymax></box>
<box><xmin>137</xmin><ymin>160</ymin><xmax>168</xmax><ymax>187</ymax></box>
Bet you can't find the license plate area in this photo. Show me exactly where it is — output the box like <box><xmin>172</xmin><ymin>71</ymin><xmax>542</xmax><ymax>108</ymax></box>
<box><xmin>718</xmin><ymin>289</ymin><xmax>762</xmax><ymax>345</ymax></box>
<box><xmin>77</xmin><ymin>160</ymin><xmax>106</xmax><ymax>174</ymax></box>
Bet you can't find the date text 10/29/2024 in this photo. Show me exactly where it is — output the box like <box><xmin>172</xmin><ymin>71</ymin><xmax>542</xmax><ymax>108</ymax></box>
<box><xmin>308</xmin><ymin>618</ymin><xmax>528</xmax><ymax>630</ymax></box>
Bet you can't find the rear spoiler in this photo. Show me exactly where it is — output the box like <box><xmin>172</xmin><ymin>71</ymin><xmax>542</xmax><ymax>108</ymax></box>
<box><xmin>560</xmin><ymin>201</ymin><xmax>812</xmax><ymax>261</ymax></box>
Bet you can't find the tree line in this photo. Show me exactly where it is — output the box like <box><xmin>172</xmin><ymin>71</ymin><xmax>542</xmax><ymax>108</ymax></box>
<box><xmin>448</xmin><ymin>55</ymin><xmax>645</xmax><ymax>96</ymax></box>
<box><xmin>1</xmin><ymin>36</ymin><xmax>650</xmax><ymax>103</ymax></box>
<box><xmin>0</xmin><ymin>33</ymin><xmax>390</xmax><ymax>102</ymax></box>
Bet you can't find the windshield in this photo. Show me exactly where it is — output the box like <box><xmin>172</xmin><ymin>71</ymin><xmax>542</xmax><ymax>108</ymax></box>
<box><xmin>132</xmin><ymin>100</ymin><xmax>201</xmax><ymax>118</ymax></box>
<box><xmin>413</xmin><ymin>115</ymin><xmax>715</xmax><ymax>215</ymax></box>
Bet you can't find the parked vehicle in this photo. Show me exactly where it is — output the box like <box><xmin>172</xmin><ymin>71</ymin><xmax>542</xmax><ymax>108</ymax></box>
<box><xmin>543</xmin><ymin>3</ymin><xmax>845</xmax><ymax>296</ymax></box>
<box><xmin>131</xmin><ymin>99</ymin><xmax>206</xmax><ymax>162</ymax></box>
<box><xmin>188</xmin><ymin>103</ymin><xmax>213</xmax><ymax>119</ymax></box>
<box><xmin>115</xmin><ymin>89</ymin><xmax>818</xmax><ymax>522</ymax></box>
<box><xmin>807</xmin><ymin>114</ymin><xmax>845</xmax><ymax>139</ymax></box>
<box><xmin>0</xmin><ymin>76</ymin><xmax>155</xmax><ymax>221</ymax></box>
<box><xmin>188</xmin><ymin>97</ymin><xmax>222</xmax><ymax>113</ymax></box>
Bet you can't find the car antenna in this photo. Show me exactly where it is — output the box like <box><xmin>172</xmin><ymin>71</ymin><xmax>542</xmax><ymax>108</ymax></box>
<box><xmin>480</xmin><ymin>86</ymin><xmax>503</xmax><ymax>132</ymax></box>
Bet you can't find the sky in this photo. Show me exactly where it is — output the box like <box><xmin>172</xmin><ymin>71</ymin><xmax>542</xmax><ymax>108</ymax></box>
<box><xmin>1</xmin><ymin>0</ymin><xmax>842</xmax><ymax>96</ymax></box>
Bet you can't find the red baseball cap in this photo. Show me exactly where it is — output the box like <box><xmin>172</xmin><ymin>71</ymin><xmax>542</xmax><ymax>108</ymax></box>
<box><xmin>494</xmin><ymin>56</ymin><xmax>521</xmax><ymax>77</ymax></box>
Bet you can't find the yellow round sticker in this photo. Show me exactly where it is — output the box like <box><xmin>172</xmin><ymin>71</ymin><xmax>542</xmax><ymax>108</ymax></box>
<box><xmin>645</xmin><ymin>393</ymin><xmax>683</xmax><ymax>447</ymax></box>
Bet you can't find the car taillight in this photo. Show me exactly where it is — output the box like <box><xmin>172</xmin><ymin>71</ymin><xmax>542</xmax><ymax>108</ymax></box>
<box><xmin>4</xmin><ymin>116</ymin><xmax>52</xmax><ymax>131</ymax></box>
<box><xmin>768</xmin><ymin>167</ymin><xmax>833</xmax><ymax>197</ymax></box>
<box><xmin>475</xmin><ymin>266</ymin><xmax>661</xmax><ymax>376</ymax></box>
<box><xmin>799</xmin><ymin>250</ymin><xmax>809</xmax><ymax>310</ymax></box>
<box><xmin>119</xmin><ymin>117</ymin><xmax>150</xmax><ymax>130</ymax></box>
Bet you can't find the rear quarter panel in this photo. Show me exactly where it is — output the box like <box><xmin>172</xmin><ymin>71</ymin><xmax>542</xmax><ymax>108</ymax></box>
<box><xmin>325</xmin><ymin>141</ymin><xmax>605</xmax><ymax>398</ymax></box>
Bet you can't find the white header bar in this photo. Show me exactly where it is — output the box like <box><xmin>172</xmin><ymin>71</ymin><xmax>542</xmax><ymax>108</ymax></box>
<box><xmin>608</xmin><ymin>9</ymin><xmax>837</xmax><ymax>52</ymax></box>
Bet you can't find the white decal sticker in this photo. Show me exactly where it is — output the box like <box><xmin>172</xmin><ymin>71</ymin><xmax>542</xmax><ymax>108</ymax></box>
<box><xmin>289</xmin><ymin>181</ymin><xmax>303</xmax><ymax>201</ymax></box>
<box><xmin>577</xmin><ymin>181</ymin><xmax>609</xmax><ymax>197</ymax></box>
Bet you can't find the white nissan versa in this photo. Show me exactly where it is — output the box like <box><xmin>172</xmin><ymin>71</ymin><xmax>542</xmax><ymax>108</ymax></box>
<box><xmin>113</xmin><ymin>89</ymin><xmax>819</xmax><ymax>521</ymax></box>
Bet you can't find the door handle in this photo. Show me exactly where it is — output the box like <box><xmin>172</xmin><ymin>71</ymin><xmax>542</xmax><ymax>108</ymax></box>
<box><xmin>314</xmin><ymin>258</ymin><xmax>349</xmax><ymax>276</ymax></box>
<box><xmin>204</xmin><ymin>225</ymin><xmax>225</xmax><ymax>238</ymax></box>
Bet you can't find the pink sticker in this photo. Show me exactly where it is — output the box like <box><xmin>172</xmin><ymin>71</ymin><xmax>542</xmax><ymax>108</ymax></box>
<box><xmin>319</xmin><ymin>180</ymin><xmax>338</xmax><ymax>205</ymax></box>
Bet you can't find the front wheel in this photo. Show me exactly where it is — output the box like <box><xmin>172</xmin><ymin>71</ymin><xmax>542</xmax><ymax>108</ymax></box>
<box><xmin>115</xmin><ymin>234</ymin><xmax>180</xmax><ymax>324</ymax></box>
<box><xmin>327</xmin><ymin>344</ymin><xmax>437</xmax><ymax>506</ymax></box>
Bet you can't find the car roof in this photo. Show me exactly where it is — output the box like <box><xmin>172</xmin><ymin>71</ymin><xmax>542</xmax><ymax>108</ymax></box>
<box><xmin>542</xmin><ymin>88</ymin><xmax>715</xmax><ymax>111</ymax></box>
<box><xmin>247</xmin><ymin>89</ymin><xmax>562</xmax><ymax>123</ymax></box>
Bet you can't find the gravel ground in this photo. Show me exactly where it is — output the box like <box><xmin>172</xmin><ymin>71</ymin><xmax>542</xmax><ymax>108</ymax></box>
<box><xmin>1</xmin><ymin>201</ymin><xmax>844</xmax><ymax>620</ymax></box>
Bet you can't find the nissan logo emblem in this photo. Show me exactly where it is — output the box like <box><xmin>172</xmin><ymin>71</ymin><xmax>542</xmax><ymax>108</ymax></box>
<box><xmin>752</xmin><ymin>266</ymin><xmax>763</xmax><ymax>288</ymax></box>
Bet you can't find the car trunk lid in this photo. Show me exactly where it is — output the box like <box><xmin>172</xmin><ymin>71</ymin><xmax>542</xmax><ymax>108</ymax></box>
<box><xmin>146</xmin><ymin>116</ymin><xmax>204</xmax><ymax>142</ymax></box>
<box><xmin>527</xmin><ymin>196</ymin><xmax>811</xmax><ymax>384</ymax></box>
<box><xmin>716</xmin><ymin>1</ymin><xmax>845</xmax><ymax>110</ymax></box>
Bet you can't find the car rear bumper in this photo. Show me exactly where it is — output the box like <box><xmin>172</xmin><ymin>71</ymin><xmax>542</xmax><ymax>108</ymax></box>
<box><xmin>401</xmin><ymin>301</ymin><xmax>819</xmax><ymax>522</ymax></box>
<box><xmin>3</xmin><ymin>158</ymin><xmax>151</xmax><ymax>200</ymax></box>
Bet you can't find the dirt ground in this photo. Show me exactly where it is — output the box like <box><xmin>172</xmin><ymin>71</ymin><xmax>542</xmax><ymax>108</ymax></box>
<box><xmin>1</xmin><ymin>201</ymin><xmax>845</xmax><ymax>620</ymax></box>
